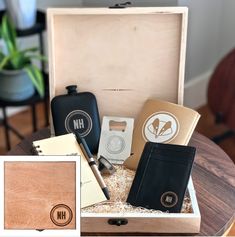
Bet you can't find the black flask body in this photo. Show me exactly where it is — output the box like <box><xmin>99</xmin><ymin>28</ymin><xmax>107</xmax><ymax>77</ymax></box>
<box><xmin>51</xmin><ymin>85</ymin><xmax>101</xmax><ymax>154</ymax></box>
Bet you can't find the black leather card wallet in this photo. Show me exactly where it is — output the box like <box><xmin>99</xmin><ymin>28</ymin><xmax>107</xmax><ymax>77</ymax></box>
<box><xmin>127</xmin><ymin>142</ymin><xmax>196</xmax><ymax>213</ymax></box>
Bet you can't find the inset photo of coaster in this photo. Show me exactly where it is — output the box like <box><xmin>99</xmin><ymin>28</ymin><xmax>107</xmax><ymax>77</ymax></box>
<box><xmin>98</xmin><ymin>116</ymin><xmax>134</xmax><ymax>164</ymax></box>
<box><xmin>0</xmin><ymin>156</ymin><xmax>80</xmax><ymax>237</ymax></box>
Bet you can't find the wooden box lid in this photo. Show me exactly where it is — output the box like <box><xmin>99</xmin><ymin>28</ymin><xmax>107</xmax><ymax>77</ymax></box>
<box><xmin>47</xmin><ymin>7</ymin><xmax>188</xmax><ymax>118</ymax></box>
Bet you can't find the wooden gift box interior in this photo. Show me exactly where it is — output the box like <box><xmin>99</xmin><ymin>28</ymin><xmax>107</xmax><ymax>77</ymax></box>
<box><xmin>47</xmin><ymin>7</ymin><xmax>201</xmax><ymax>234</ymax></box>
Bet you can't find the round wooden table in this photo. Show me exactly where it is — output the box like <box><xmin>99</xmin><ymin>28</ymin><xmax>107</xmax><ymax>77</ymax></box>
<box><xmin>7</xmin><ymin>129</ymin><xmax>235</xmax><ymax>236</ymax></box>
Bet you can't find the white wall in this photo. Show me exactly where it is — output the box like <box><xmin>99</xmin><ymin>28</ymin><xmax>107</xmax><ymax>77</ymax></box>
<box><xmin>83</xmin><ymin>0</ymin><xmax>177</xmax><ymax>7</ymax></box>
<box><xmin>219</xmin><ymin>0</ymin><xmax>235</xmax><ymax>59</ymax></box>
<box><xmin>178</xmin><ymin>0</ymin><xmax>223</xmax><ymax>82</ymax></box>
<box><xmin>37</xmin><ymin>0</ymin><xmax>82</xmax><ymax>9</ymax></box>
<box><xmin>178</xmin><ymin>0</ymin><xmax>235</xmax><ymax>108</ymax></box>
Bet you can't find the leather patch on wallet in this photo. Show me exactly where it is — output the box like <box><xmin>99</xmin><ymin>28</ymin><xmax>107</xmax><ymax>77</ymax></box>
<box><xmin>127</xmin><ymin>142</ymin><xmax>196</xmax><ymax>213</ymax></box>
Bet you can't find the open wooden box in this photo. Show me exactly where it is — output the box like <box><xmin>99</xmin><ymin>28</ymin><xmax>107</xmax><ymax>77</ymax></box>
<box><xmin>47</xmin><ymin>7</ymin><xmax>201</xmax><ymax>234</ymax></box>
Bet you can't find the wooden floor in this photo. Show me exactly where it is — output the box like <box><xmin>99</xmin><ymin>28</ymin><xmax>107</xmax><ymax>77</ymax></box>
<box><xmin>0</xmin><ymin>103</ymin><xmax>235</xmax><ymax>235</ymax></box>
<box><xmin>0</xmin><ymin>103</ymin><xmax>47</xmax><ymax>153</ymax></box>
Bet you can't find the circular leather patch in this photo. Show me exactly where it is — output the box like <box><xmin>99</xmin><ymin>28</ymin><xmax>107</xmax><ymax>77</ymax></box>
<box><xmin>160</xmin><ymin>191</ymin><xmax>178</xmax><ymax>208</ymax></box>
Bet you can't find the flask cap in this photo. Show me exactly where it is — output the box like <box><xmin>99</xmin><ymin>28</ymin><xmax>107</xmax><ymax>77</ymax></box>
<box><xmin>66</xmin><ymin>85</ymin><xmax>77</xmax><ymax>95</ymax></box>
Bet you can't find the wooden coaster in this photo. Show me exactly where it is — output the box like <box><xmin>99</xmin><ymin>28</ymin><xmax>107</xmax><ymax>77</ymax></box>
<box><xmin>4</xmin><ymin>161</ymin><xmax>76</xmax><ymax>230</ymax></box>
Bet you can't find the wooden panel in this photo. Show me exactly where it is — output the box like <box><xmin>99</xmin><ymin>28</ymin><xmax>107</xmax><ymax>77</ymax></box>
<box><xmin>4</xmin><ymin>162</ymin><xmax>76</xmax><ymax>230</ymax></box>
<box><xmin>47</xmin><ymin>8</ymin><xmax>188</xmax><ymax>119</ymax></box>
<box><xmin>81</xmin><ymin>216</ymin><xmax>199</xmax><ymax>234</ymax></box>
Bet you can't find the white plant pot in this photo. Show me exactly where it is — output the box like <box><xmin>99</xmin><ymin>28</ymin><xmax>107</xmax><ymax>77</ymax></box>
<box><xmin>5</xmin><ymin>0</ymin><xmax>37</xmax><ymax>30</ymax></box>
<box><xmin>0</xmin><ymin>69</ymin><xmax>35</xmax><ymax>101</ymax></box>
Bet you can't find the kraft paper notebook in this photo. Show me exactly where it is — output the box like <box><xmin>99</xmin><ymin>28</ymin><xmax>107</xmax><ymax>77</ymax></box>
<box><xmin>33</xmin><ymin>133</ymin><xmax>107</xmax><ymax>208</ymax></box>
<box><xmin>124</xmin><ymin>99</ymin><xmax>200</xmax><ymax>170</ymax></box>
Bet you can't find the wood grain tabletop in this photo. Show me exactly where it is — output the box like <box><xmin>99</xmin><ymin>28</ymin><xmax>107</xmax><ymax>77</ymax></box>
<box><xmin>7</xmin><ymin>128</ymin><xmax>235</xmax><ymax>236</ymax></box>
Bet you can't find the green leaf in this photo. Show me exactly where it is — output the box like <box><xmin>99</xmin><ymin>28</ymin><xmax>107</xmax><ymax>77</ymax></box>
<box><xmin>0</xmin><ymin>51</ymin><xmax>6</xmax><ymax>61</ymax></box>
<box><xmin>33</xmin><ymin>64</ymin><xmax>44</xmax><ymax>95</ymax></box>
<box><xmin>9</xmin><ymin>51</ymin><xmax>24</xmax><ymax>69</ymax></box>
<box><xmin>1</xmin><ymin>14</ymin><xmax>17</xmax><ymax>54</ymax></box>
<box><xmin>0</xmin><ymin>55</ymin><xmax>11</xmax><ymax>69</ymax></box>
<box><xmin>24</xmin><ymin>65</ymin><xmax>45</xmax><ymax>98</ymax></box>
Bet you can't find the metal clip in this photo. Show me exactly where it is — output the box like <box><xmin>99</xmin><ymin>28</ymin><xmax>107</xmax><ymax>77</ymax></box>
<box><xmin>109</xmin><ymin>2</ymin><xmax>131</xmax><ymax>9</ymax></box>
<box><xmin>108</xmin><ymin>218</ymin><xmax>128</xmax><ymax>226</ymax></box>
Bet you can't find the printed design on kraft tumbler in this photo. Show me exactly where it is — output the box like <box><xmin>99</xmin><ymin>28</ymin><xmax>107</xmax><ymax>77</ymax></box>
<box><xmin>65</xmin><ymin>110</ymin><xmax>93</xmax><ymax>137</ymax></box>
<box><xmin>142</xmin><ymin>111</ymin><xmax>180</xmax><ymax>143</ymax></box>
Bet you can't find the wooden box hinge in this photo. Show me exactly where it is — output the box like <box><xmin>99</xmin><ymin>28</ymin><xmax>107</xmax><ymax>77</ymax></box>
<box><xmin>109</xmin><ymin>2</ymin><xmax>132</xmax><ymax>9</ymax></box>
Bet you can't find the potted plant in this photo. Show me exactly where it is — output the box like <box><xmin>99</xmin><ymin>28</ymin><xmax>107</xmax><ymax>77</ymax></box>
<box><xmin>0</xmin><ymin>14</ymin><xmax>45</xmax><ymax>101</ymax></box>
